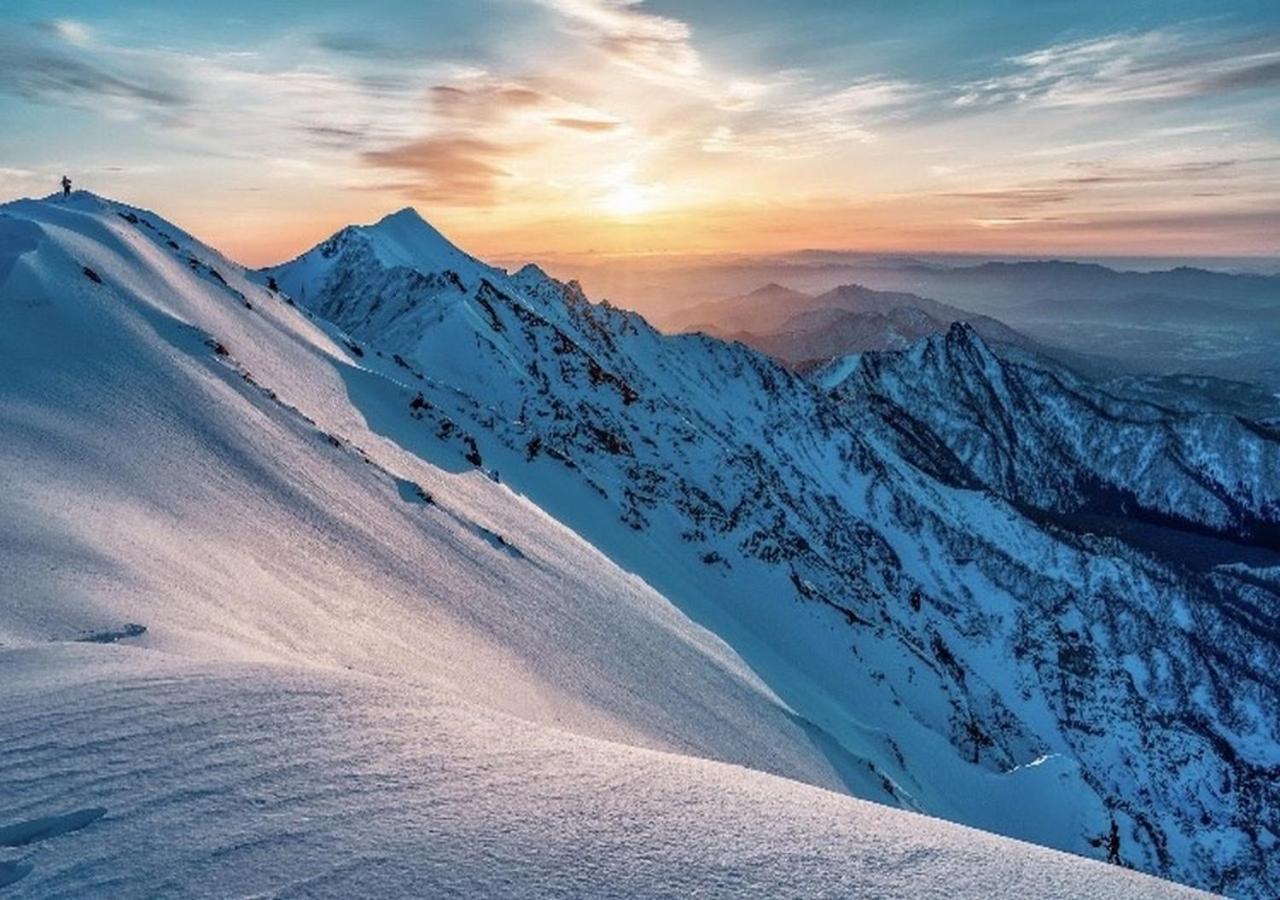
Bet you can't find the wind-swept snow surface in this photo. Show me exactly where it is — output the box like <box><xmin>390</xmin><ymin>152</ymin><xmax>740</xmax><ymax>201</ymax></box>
<box><xmin>2</xmin><ymin>648</ymin><xmax>1201</xmax><ymax>899</ymax></box>
<box><xmin>0</xmin><ymin>194</ymin><xmax>1222</xmax><ymax>897</ymax></box>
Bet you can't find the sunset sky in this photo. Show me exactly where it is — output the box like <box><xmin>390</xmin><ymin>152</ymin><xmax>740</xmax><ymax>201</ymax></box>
<box><xmin>2</xmin><ymin>1</ymin><xmax>1278</xmax><ymax>265</ymax></box>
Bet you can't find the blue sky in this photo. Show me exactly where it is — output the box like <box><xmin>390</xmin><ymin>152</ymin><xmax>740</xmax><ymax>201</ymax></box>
<box><xmin>1</xmin><ymin>1</ymin><xmax>1278</xmax><ymax>263</ymax></box>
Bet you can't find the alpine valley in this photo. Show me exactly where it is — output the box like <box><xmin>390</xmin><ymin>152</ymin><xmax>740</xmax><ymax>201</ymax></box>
<box><xmin>2</xmin><ymin>192</ymin><xmax>1276</xmax><ymax>898</ymax></box>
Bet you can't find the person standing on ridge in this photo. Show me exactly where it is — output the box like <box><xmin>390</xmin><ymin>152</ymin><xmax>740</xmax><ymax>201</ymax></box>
<box><xmin>61</xmin><ymin>175</ymin><xmax>72</xmax><ymax>198</ymax></box>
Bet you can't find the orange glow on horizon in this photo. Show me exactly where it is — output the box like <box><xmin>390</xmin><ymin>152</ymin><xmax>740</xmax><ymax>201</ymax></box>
<box><xmin>196</xmin><ymin>193</ymin><xmax>1280</xmax><ymax>272</ymax></box>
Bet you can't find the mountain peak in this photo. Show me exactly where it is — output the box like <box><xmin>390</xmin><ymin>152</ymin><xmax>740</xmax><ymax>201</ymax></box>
<box><xmin>945</xmin><ymin>319</ymin><xmax>979</xmax><ymax>341</ymax></box>
<box><xmin>940</xmin><ymin>319</ymin><xmax>994</xmax><ymax>358</ymax></box>
<box><xmin>363</xmin><ymin>205</ymin><xmax>446</xmax><ymax>243</ymax></box>
<box><xmin>11</xmin><ymin>189</ymin><xmax>117</xmax><ymax>215</ymax></box>
<box><xmin>341</xmin><ymin>206</ymin><xmax>488</xmax><ymax>277</ymax></box>
<box><xmin>747</xmin><ymin>282</ymin><xmax>803</xmax><ymax>298</ymax></box>
<box><xmin>514</xmin><ymin>262</ymin><xmax>550</xmax><ymax>280</ymax></box>
<box><xmin>374</xmin><ymin>206</ymin><xmax>428</xmax><ymax>228</ymax></box>
<box><xmin>824</xmin><ymin>283</ymin><xmax>876</xmax><ymax>298</ymax></box>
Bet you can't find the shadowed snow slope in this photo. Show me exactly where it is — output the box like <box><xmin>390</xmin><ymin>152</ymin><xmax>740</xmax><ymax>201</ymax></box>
<box><xmin>0</xmin><ymin>194</ymin><xmax>1213</xmax><ymax>897</ymax></box>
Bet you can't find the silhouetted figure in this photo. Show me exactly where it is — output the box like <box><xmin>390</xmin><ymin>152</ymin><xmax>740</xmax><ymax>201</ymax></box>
<box><xmin>61</xmin><ymin>175</ymin><xmax>72</xmax><ymax>198</ymax></box>
<box><xmin>1106</xmin><ymin>818</ymin><xmax>1122</xmax><ymax>865</ymax></box>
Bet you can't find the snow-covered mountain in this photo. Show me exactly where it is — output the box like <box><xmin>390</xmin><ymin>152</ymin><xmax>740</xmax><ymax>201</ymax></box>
<box><xmin>0</xmin><ymin>192</ymin><xmax>1262</xmax><ymax>897</ymax></box>
<box><xmin>3</xmin><ymin>192</ymin><xmax>1199</xmax><ymax>898</ymax></box>
<box><xmin>821</xmin><ymin>323</ymin><xmax>1280</xmax><ymax>544</ymax></box>
<box><xmin>266</xmin><ymin>209</ymin><xmax>1280</xmax><ymax>896</ymax></box>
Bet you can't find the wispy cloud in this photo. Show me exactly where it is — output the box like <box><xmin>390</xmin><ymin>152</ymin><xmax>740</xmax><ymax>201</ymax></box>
<box><xmin>937</xmin><ymin>153</ymin><xmax>1280</xmax><ymax>226</ymax></box>
<box><xmin>533</xmin><ymin>0</ymin><xmax>700</xmax><ymax>80</ymax></box>
<box><xmin>1053</xmin><ymin>157</ymin><xmax>1271</xmax><ymax>185</ymax></box>
<box><xmin>315</xmin><ymin>31</ymin><xmax>447</xmax><ymax>63</ymax></box>
<box><xmin>4</xmin><ymin>2</ymin><xmax>1275</xmax><ymax>260</ymax></box>
<box><xmin>703</xmin><ymin>77</ymin><xmax>921</xmax><ymax>158</ymax></box>
<box><xmin>0</xmin><ymin>25</ymin><xmax>188</xmax><ymax>116</ymax></box>
<box><xmin>33</xmin><ymin>19</ymin><xmax>93</xmax><ymax>46</ymax></box>
<box><xmin>943</xmin><ymin>187</ymin><xmax>1075</xmax><ymax>210</ymax></box>
<box><xmin>430</xmin><ymin>81</ymin><xmax>550</xmax><ymax>123</ymax></box>
<box><xmin>0</xmin><ymin>20</ymin><xmax>435</xmax><ymax>158</ymax></box>
<box><xmin>425</xmin><ymin>74</ymin><xmax>623</xmax><ymax>134</ymax></box>
<box><xmin>352</xmin><ymin>70</ymin><xmax>632</xmax><ymax>202</ymax></box>
<box><xmin>358</xmin><ymin>77</ymin><xmax>543</xmax><ymax>204</ymax></box>
<box><xmin>955</xmin><ymin>28</ymin><xmax>1280</xmax><ymax>109</ymax></box>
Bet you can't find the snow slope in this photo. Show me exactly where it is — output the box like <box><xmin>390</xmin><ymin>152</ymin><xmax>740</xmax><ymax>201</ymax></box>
<box><xmin>3</xmin><ymin>649</ymin><xmax>1199</xmax><ymax>899</ymax></box>
<box><xmin>0</xmin><ymin>194</ymin><xmax>1203</xmax><ymax>896</ymax></box>
<box><xmin>267</xmin><ymin>207</ymin><xmax>1279</xmax><ymax>897</ymax></box>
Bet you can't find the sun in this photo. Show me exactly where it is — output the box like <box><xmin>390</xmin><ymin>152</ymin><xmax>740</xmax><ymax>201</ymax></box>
<box><xmin>600</xmin><ymin>181</ymin><xmax>653</xmax><ymax>219</ymax></box>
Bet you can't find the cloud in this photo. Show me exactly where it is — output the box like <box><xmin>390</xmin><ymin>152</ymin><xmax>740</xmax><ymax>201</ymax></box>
<box><xmin>429</xmin><ymin>80</ymin><xmax>551</xmax><ymax>124</ymax></box>
<box><xmin>532</xmin><ymin>0</ymin><xmax>700</xmax><ymax>80</ymax></box>
<box><xmin>0</xmin><ymin>19</ymin><xmax>443</xmax><ymax>165</ymax></box>
<box><xmin>315</xmin><ymin>32</ymin><xmax>432</xmax><ymax>62</ymax></box>
<box><xmin>356</xmin><ymin>67</ymin><xmax>634</xmax><ymax>203</ymax></box>
<box><xmin>524</xmin><ymin>0</ymin><xmax>924</xmax><ymax>162</ymax></box>
<box><xmin>550</xmin><ymin>116</ymin><xmax>621</xmax><ymax>132</ymax></box>
<box><xmin>298</xmin><ymin>124</ymin><xmax>366</xmax><ymax>148</ymax></box>
<box><xmin>421</xmin><ymin>73</ymin><xmax>625</xmax><ymax>138</ymax></box>
<box><xmin>186</xmin><ymin>62</ymin><xmax>428</xmax><ymax>155</ymax></box>
<box><xmin>956</xmin><ymin>29</ymin><xmax>1280</xmax><ymax>109</ymax></box>
<box><xmin>703</xmin><ymin>77</ymin><xmax>919</xmax><ymax>158</ymax></box>
<box><xmin>33</xmin><ymin>19</ymin><xmax>93</xmax><ymax>45</ymax></box>
<box><xmin>1055</xmin><ymin>158</ymin><xmax>1249</xmax><ymax>186</ymax></box>
<box><xmin>1199</xmin><ymin>59</ymin><xmax>1280</xmax><ymax>94</ymax></box>
<box><xmin>944</xmin><ymin>188</ymin><xmax>1075</xmax><ymax>210</ymax></box>
<box><xmin>0</xmin><ymin>26</ymin><xmax>188</xmax><ymax>114</ymax></box>
<box><xmin>361</xmin><ymin>136</ymin><xmax>521</xmax><ymax>204</ymax></box>
<box><xmin>937</xmin><ymin>154</ymin><xmax>1280</xmax><ymax>223</ymax></box>
<box><xmin>1039</xmin><ymin>207</ymin><xmax>1280</xmax><ymax>235</ymax></box>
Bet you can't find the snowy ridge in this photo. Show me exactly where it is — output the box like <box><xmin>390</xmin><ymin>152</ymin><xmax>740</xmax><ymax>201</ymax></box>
<box><xmin>267</xmin><ymin>209</ymin><xmax>1279</xmax><ymax>895</ymax></box>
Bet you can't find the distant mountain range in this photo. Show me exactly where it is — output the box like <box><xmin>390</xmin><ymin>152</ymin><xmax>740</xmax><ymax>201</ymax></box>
<box><xmin>667</xmin><ymin>280</ymin><xmax>1102</xmax><ymax>373</ymax></box>
<box><xmin>852</xmin><ymin>260</ymin><xmax>1280</xmax><ymax>315</ymax></box>
<box><xmin>572</xmin><ymin>253</ymin><xmax>1279</xmax><ymax>328</ymax></box>
<box><xmin>647</xmin><ymin>256</ymin><xmax>1280</xmax><ymax>389</ymax></box>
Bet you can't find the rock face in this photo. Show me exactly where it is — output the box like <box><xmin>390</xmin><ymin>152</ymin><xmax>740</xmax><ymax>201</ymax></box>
<box><xmin>267</xmin><ymin>210</ymin><xmax>1280</xmax><ymax>897</ymax></box>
